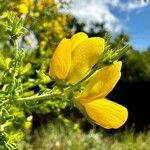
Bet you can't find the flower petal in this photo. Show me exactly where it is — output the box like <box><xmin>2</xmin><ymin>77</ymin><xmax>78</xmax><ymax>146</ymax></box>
<box><xmin>83</xmin><ymin>98</ymin><xmax>128</xmax><ymax>129</ymax></box>
<box><xmin>67</xmin><ymin>37</ymin><xmax>105</xmax><ymax>84</ymax></box>
<box><xmin>71</xmin><ymin>32</ymin><xmax>88</xmax><ymax>50</ymax></box>
<box><xmin>78</xmin><ymin>61</ymin><xmax>122</xmax><ymax>101</ymax></box>
<box><xmin>49</xmin><ymin>38</ymin><xmax>71</xmax><ymax>80</ymax></box>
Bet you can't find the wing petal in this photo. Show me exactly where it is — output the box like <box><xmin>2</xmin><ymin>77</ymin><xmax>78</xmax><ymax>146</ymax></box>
<box><xmin>83</xmin><ymin>98</ymin><xmax>128</xmax><ymax>129</ymax></box>
<box><xmin>78</xmin><ymin>61</ymin><xmax>122</xmax><ymax>102</ymax></box>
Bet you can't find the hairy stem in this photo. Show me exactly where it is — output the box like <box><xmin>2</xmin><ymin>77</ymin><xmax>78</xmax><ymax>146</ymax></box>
<box><xmin>17</xmin><ymin>93</ymin><xmax>61</xmax><ymax>103</ymax></box>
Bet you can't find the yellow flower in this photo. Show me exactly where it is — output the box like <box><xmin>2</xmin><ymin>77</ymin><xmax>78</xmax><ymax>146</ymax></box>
<box><xmin>53</xmin><ymin>20</ymin><xmax>63</xmax><ymax>35</ymax></box>
<box><xmin>75</xmin><ymin>61</ymin><xmax>128</xmax><ymax>129</ymax></box>
<box><xmin>21</xmin><ymin>0</ymin><xmax>32</xmax><ymax>6</ymax></box>
<box><xmin>34</xmin><ymin>12</ymin><xmax>40</xmax><ymax>17</ymax></box>
<box><xmin>19</xmin><ymin>0</ymin><xmax>32</xmax><ymax>14</ymax></box>
<box><xmin>49</xmin><ymin>32</ymin><xmax>105</xmax><ymax>84</ymax></box>
<box><xmin>19</xmin><ymin>4</ymin><xmax>29</xmax><ymax>14</ymax></box>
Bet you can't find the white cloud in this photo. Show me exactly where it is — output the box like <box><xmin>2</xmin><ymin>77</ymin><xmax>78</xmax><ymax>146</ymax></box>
<box><xmin>59</xmin><ymin>0</ymin><xmax>150</xmax><ymax>33</ymax></box>
<box><xmin>119</xmin><ymin>0</ymin><xmax>149</xmax><ymax>11</ymax></box>
<box><xmin>69</xmin><ymin>0</ymin><xmax>123</xmax><ymax>33</ymax></box>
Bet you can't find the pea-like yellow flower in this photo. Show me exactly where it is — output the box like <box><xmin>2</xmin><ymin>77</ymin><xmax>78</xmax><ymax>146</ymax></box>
<box><xmin>49</xmin><ymin>32</ymin><xmax>105</xmax><ymax>84</ymax></box>
<box><xmin>75</xmin><ymin>61</ymin><xmax>128</xmax><ymax>129</ymax></box>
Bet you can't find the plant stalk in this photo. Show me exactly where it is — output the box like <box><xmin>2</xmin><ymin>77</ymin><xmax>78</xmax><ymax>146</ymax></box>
<box><xmin>17</xmin><ymin>93</ymin><xmax>60</xmax><ymax>102</ymax></box>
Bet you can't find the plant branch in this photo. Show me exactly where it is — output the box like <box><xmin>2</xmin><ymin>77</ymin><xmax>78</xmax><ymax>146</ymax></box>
<box><xmin>14</xmin><ymin>39</ymin><xmax>19</xmax><ymax>57</ymax></box>
<box><xmin>17</xmin><ymin>93</ymin><xmax>61</xmax><ymax>103</ymax></box>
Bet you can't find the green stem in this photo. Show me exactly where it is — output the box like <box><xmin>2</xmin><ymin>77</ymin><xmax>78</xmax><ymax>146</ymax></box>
<box><xmin>14</xmin><ymin>39</ymin><xmax>18</xmax><ymax>57</ymax></box>
<box><xmin>73</xmin><ymin>65</ymin><xmax>99</xmax><ymax>89</ymax></box>
<box><xmin>17</xmin><ymin>93</ymin><xmax>60</xmax><ymax>103</ymax></box>
<box><xmin>9</xmin><ymin>39</ymin><xmax>19</xmax><ymax>100</ymax></box>
<box><xmin>76</xmin><ymin>69</ymin><xmax>96</xmax><ymax>86</ymax></box>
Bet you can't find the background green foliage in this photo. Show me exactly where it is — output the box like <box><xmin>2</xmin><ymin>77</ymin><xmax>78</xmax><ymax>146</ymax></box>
<box><xmin>17</xmin><ymin>122</ymin><xmax>150</xmax><ymax>150</ymax></box>
<box><xmin>0</xmin><ymin>0</ymin><xmax>72</xmax><ymax>149</ymax></box>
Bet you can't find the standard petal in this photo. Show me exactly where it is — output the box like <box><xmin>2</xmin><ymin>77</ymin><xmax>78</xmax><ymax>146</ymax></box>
<box><xmin>78</xmin><ymin>61</ymin><xmax>122</xmax><ymax>101</ymax></box>
<box><xmin>83</xmin><ymin>98</ymin><xmax>128</xmax><ymax>129</ymax></box>
<box><xmin>49</xmin><ymin>38</ymin><xmax>71</xmax><ymax>80</ymax></box>
<box><xmin>67</xmin><ymin>37</ymin><xmax>105</xmax><ymax>84</ymax></box>
<box><xmin>71</xmin><ymin>32</ymin><xmax>88</xmax><ymax>50</ymax></box>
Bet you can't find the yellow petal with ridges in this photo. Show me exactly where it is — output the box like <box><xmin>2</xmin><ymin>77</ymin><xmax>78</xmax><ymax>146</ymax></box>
<box><xmin>71</xmin><ymin>32</ymin><xmax>88</xmax><ymax>50</ymax></box>
<box><xmin>83</xmin><ymin>98</ymin><xmax>128</xmax><ymax>129</ymax></box>
<box><xmin>78</xmin><ymin>61</ymin><xmax>122</xmax><ymax>102</ymax></box>
<box><xmin>67</xmin><ymin>37</ymin><xmax>105</xmax><ymax>84</ymax></box>
<box><xmin>49</xmin><ymin>38</ymin><xmax>71</xmax><ymax>80</ymax></box>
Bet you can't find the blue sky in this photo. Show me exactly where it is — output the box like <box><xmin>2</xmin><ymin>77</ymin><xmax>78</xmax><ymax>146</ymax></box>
<box><xmin>111</xmin><ymin>3</ymin><xmax>150</xmax><ymax>51</ymax></box>
<box><xmin>64</xmin><ymin>0</ymin><xmax>150</xmax><ymax>51</ymax></box>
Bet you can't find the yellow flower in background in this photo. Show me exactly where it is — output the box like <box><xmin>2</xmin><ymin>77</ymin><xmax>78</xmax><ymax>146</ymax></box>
<box><xmin>19</xmin><ymin>0</ymin><xmax>32</xmax><ymax>14</ymax></box>
<box><xmin>19</xmin><ymin>3</ymin><xmax>29</xmax><ymax>14</ymax></box>
<box><xmin>21</xmin><ymin>0</ymin><xmax>32</xmax><ymax>6</ymax></box>
<box><xmin>53</xmin><ymin>20</ymin><xmax>63</xmax><ymax>35</ymax></box>
<box><xmin>75</xmin><ymin>61</ymin><xmax>128</xmax><ymax>129</ymax></box>
<box><xmin>49</xmin><ymin>32</ymin><xmax>105</xmax><ymax>84</ymax></box>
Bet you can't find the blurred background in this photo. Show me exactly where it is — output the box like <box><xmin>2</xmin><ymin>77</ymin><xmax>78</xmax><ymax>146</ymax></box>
<box><xmin>1</xmin><ymin>0</ymin><xmax>150</xmax><ymax>149</ymax></box>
